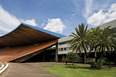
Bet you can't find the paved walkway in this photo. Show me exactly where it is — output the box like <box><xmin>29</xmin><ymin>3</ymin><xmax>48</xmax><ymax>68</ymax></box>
<box><xmin>4</xmin><ymin>63</ymin><xmax>57</xmax><ymax>77</ymax></box>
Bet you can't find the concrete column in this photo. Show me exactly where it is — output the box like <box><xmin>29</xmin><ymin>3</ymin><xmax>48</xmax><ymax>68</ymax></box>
<box><xmin>55</xmin><ymin>43</ymin><xmax>58</xmax><ymax>62</ymax></box>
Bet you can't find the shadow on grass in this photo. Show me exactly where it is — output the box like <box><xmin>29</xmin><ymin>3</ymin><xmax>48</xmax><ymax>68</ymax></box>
<box><xmin>64</xmin><ymin>64</ymin><xmax>102</xmax><ymax>70</ymax></box>
<box><xmin>65</xmin><ymin>64</ymin><xmax>90</xmax><ymax>69</ymax></box>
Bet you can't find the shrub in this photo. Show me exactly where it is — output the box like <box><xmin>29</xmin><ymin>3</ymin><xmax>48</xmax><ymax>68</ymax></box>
<box><xmin>61</xmin><ymin>56</ymin><xmax>65</xmax><ymax>62</ymax></box>
<box><xmin>61</xmin><ymin>56</ymin><xmax>70</xmax><ymax>65</ymax></box>
<box><xmin>66</xmin><ymin>52</ymin><xmax>81</xmax><ymax>65</ymax></box>
<box><xmin>87</xmin><ymin>58</ymin><xmax>95</xmax><ymax>63</ymax></box>
<box><xmin>90</xmin><ymin>57</ymin><xmax>106</xmax><ymax>69</ymax></box>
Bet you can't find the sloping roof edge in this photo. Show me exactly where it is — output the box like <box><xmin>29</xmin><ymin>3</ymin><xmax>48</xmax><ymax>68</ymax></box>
<box><xmin>0</xmin><ymin>23</ymin><xmax>66</xmax><ymax>38</ymax></box>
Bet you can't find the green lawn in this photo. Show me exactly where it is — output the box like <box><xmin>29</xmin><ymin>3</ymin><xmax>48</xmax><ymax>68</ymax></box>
<box><xmin>42</xmin><ymin>64</ymin><xmax>116</xmax><ymax>77</ymax></box>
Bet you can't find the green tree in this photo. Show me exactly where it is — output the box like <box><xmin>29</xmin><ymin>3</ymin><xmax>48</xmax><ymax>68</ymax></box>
<box><xmin>66</xmin><ymin>52</ymin><xmax>80</xmax><ymax>65</ymax></box>
<box><xmin>69</xmin><ymin>23</ymin><xmax>89</xmax><ymax>64</ymax></box>
<box><xmin>88</xmin><ymin>27</ymin><xmax>101</xmax><ymax>61</ymax></box>
<box><xmin>61</xmin><ymin>56</ymin><xmax>69</xmax><ymax>65</ymax></box>
<box><xmin>89</xmin><ymin>26</ymin><xmax>116</xmax><ymax>58</ymax></box>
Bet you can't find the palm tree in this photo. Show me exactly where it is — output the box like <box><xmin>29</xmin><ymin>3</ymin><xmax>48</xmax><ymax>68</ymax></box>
<box><xmin>90</xmin><ymin>26</ymin><xmax>116</xmax><ymax>58</ymax></box>
<box><xmin>69</xmin><ymin>23</ymin><xmax>89</xmax><ymax>64</ymax></box>
<box><xmin>88</xmin><ymin>27</ymin><xmax>101</xmax><ymax>61</ymax></box>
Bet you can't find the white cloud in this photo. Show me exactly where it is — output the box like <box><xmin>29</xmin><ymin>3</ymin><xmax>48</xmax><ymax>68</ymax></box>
<box><xmin>44</xmin><ymin>18</ymin><xmax>65</xmax><ymax>33</ymax></box>
<box><xmin>0</xmin><ymin>5</ymin><xmax>20</xmax><ymax>35</ymax></box>
<box><xmin>87</xmin><ymin>3</ymin><xmax>116</xmax><ymax>26</ymax></box>
<box><xmin>0</xmin><ymin>5</ymin><xmax>38</xmax><ymax>36</ymax></box>
<box><xmin>21</xmin><ymin>19</ymin><xmax>37</xmax><ymax>26</ymax></box>
<box><xmin>104</xmin><ymin>3</ymin><xmax>116</xmax><ymax>23</ymax></box>
<box><xmin>84</xmin><ymin>0</ymin><xmax>93</xmax><ymax>18</ymax></box>
<box><xmin>87</xmin><ymin>10</ymin><xmax>106</xmax><ymax>26</ymax></box>
<box><xmin>108</xmin><ymin>3</ymin><xmax>116</xmax><ymax>13</ymax></box>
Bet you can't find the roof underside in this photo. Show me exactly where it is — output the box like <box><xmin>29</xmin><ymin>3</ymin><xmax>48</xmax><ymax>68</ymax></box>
<box><xmin>0</xmin><ymin>24</ymin><xmax>65</xmax><ymax>48</ymax></box>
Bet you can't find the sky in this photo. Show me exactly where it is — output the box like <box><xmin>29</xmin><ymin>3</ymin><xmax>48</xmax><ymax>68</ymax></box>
<box><xmin>0</xmin><ymin>0</ymin><xmax>116</xmax><ymax>36</ymax></box>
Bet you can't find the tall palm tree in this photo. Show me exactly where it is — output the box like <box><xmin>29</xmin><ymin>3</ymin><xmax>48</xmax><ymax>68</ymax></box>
<box><xmin>88</xmin><ymin>27</ymin><xmax>101</xmax><ymax>61</ymax></box>
<box><xmin>69</xmin><ymin>23</ymin><xmax>89</xmax><ymax>64</ymax></box>
<box><xmin>90</xmin><ymin>26</ymin><xmax>116</xmax><ymax>57</ymax></box>
<box><xmin>112</xmin><ymin>28</ymin><xmax>116</xmax><ymax>64</ymax></box>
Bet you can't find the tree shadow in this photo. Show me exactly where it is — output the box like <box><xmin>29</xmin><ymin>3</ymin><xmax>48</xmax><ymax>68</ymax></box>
<box><xmin>65</xmin><ymin>64</ymin><xmax>99</xmax><ymax>70</ymax></box>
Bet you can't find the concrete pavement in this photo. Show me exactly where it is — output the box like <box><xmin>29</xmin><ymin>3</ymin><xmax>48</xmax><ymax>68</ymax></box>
<box><xmin>3</xmin><ymin>63</ymin><xmax>57</xmax><ymax>77</ymax></box>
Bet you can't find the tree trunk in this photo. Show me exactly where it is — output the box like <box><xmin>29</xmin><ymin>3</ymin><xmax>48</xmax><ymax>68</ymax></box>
<box><xmin>82</xmin><ymin>41</ymin><xmax>87</xmax><ymax>64</ymax></box>
<box><xmin>101</xmin><ymin>46</ymin><xmax>104</xmax><ymax>57</ymax></box>
<box><xmin>95</xmin><ymin>57</ymin><xmax>97</xmax><ymax>62</ymax></box>
<box><xmin>114</xmin><ymin>51</ymin><xmax>116</xmax><ymax>65</ymax></box>
<box><xmin>84</xmin><ymin>53</ymin><xmax>86</xmax><ymax>64</ymax></box>
<box><xmin>95</xmin><ymin>52</ymin><xmax>97</xmax><ymax>62</ymax></box>
<box><xmin>66</xmin><ymin>61</ymin><xmax>67</xmax><ymax>65</ymax></box>
<box><xmin>72</xmin><ymin>60</ymin><xmax>74</xmax><ymax>65</ymax></box>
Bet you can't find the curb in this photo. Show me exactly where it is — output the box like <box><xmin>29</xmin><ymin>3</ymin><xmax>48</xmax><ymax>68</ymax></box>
<box><xmin>0</xmin><ymin>62</ymin><xmax>4</xmax><ymax>70</ymax></box>
<box><xmin>0</xmin><ymin>63</ymin><xmax>8</xmax><ymax>74</ymax></box>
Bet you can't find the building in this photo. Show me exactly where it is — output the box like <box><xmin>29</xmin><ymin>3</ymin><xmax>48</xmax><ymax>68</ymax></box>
<box><xmin>0</xmin><ymin>23</ymin><xmax>65</xmax><ymax>62</ymax></box>
<box><xmin>58</xmin><ymin>19</ymin><xmax>116</xmax><ymax>60</ymax></box>
<box><xmin>98</xmin><ymin>19</ymin><xmax>116</xmax><ymax>29</ymax></box>
<box><xmin>0</xmin><ymin>20</ymin><xmax>115</xmax><ymax>63</ymax></box>
<box><xmin>58</xmin><ymin>36</ymin><xmax>73</xmax><ymax>55</ymax></box>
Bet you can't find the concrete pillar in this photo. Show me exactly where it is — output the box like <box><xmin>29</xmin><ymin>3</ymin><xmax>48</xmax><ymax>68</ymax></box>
<box><xmin>55</xmin><ymin>43</ymin><xmax>58</xmax><ymax>62</ymax></box>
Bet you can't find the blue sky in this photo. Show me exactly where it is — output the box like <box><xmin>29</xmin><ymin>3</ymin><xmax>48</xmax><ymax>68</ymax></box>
<box><xmin>0</xmin><ymin>0</ymin><xmax>116</xmax><ymax>36</ymax></box>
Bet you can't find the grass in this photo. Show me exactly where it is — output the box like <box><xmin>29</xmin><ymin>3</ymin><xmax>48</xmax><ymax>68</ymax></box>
<box><xmin>42</xmin><ymin>64</ymin><xmax>116</xmax><ymax>77</ymax></box>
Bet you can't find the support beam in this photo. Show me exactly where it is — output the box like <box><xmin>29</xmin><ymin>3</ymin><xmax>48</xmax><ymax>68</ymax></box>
<box><xmin>55</xmin><ymin>42</ymin><xmax>58</xmax><ymax>62</ymax></box>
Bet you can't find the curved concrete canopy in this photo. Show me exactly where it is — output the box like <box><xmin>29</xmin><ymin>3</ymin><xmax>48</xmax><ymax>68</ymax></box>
<box><xmin>0</xmin><ymin>23</ymin><xmax>65</xmax><ymax>48</ymax></box>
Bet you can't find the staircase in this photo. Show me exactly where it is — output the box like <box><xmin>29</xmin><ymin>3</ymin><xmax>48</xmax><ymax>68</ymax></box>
<box><xmin>0</xmin><ymin>40</ymin><xmax>57</xmax><ymax>62</ymax></box>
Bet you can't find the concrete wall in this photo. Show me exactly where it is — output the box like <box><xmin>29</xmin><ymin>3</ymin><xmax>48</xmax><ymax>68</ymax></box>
<box><xmin>58</xmin><ymin>19</ymin><xmax>116</xmax><ymax>55</ymax></box>
<box><xmin>58</xmin><ymin>36</ymin><xmax>74</xmax><ymax>54</ymax></box>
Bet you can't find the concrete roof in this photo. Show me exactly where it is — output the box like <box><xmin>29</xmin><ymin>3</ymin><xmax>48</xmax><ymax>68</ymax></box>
<box><xmin>0</xmin><ymin>23</ymin><xmax>65</xmax><ymax>48</ymax></box>
<box><xmin>98</xmin><ymin>19</ymin><xmax>116</xmax><ymax>29</ymax></box>
<box><xmin>58</xmin><ymin>36</ymin><xmax>73</xmax><ymax>43</ymax></box>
